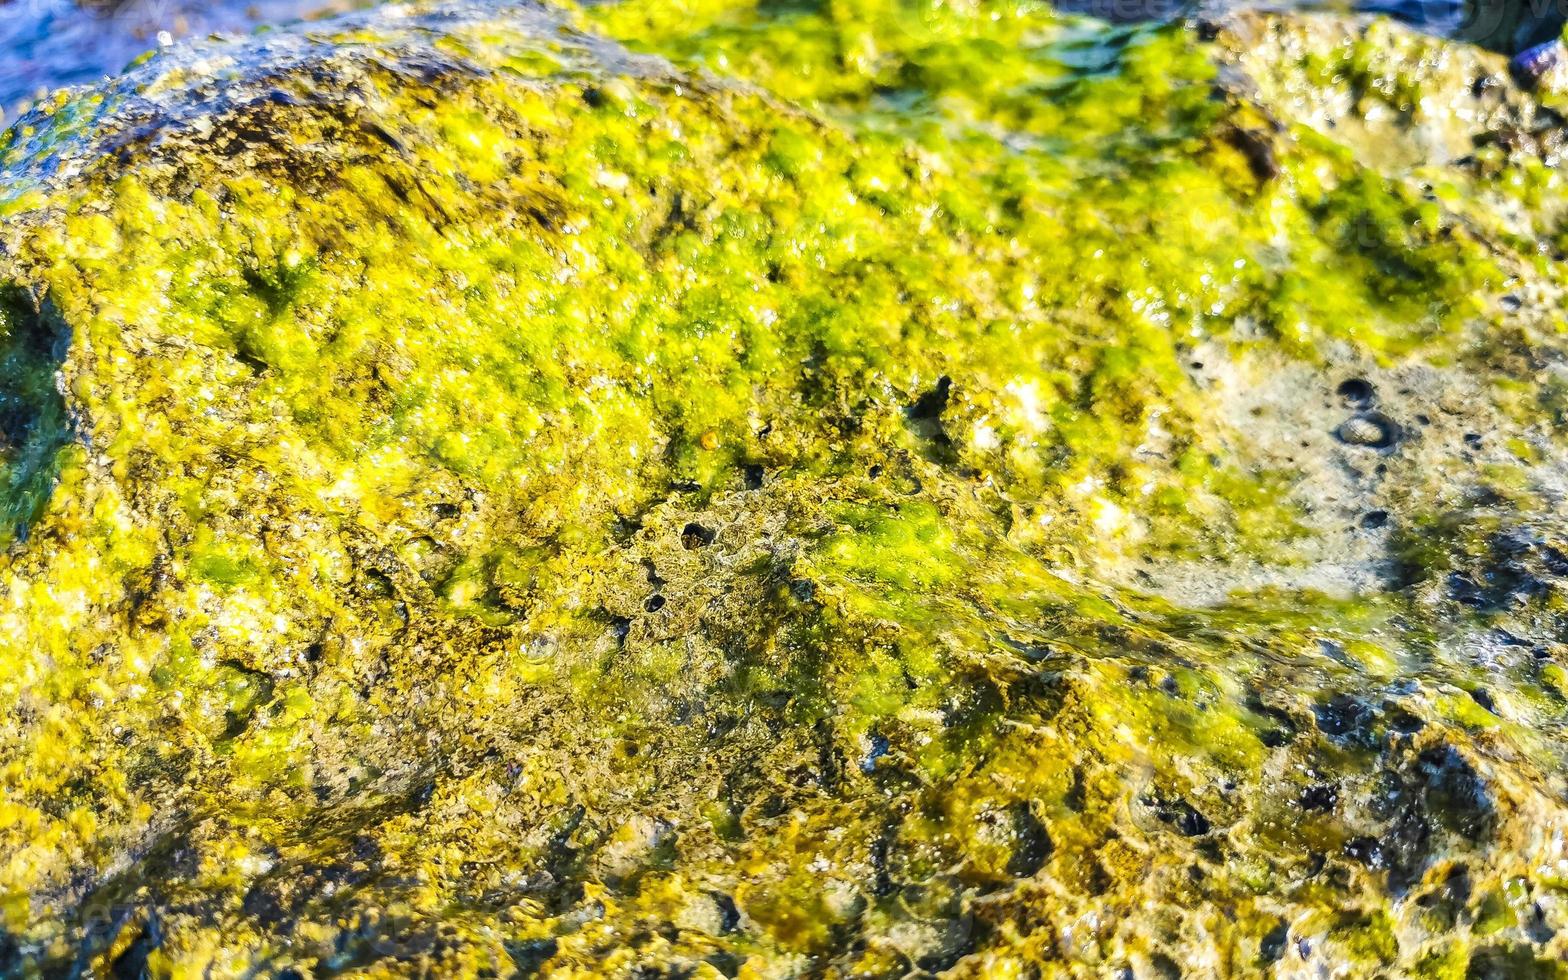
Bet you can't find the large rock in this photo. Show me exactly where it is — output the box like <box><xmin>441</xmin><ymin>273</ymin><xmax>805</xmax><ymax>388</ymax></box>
<box><xmin>1</xmin><ymin>0</ymin><xmax>1568</xmax><ymax>975</ymax></box>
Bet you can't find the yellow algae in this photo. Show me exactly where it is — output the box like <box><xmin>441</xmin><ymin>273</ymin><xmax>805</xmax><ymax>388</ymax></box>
<box><xmin>0</xmin><ymin>1</ymin><xmax>1561</xmax><ymax>977</ymax></box>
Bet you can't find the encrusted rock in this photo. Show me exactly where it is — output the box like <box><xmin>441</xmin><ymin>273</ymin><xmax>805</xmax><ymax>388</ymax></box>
<box><xmin>0</xmin><ymin>1</ymin><xmax>1565</xmax><ymax>976</ymax></box>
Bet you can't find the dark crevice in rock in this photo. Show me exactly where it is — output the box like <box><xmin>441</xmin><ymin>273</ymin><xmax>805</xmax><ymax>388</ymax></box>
<box><xmin>0</xmin><ymin>284</ymin><xmax>71</xmax><ymax>545</ymax></box>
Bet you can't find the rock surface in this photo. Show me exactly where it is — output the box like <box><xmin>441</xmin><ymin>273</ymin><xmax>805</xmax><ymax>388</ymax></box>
<box><xmin>2</xmin><ymin>0</ymin><xmax>1568</xmax><ymax>976</ymax></box>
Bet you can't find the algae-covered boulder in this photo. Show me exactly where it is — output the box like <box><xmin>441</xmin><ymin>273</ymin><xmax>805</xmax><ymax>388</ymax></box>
<box><xmin>3</xmin><ymin>0</ymin><xmax>1568</xmax><ymax>975</ymax></box>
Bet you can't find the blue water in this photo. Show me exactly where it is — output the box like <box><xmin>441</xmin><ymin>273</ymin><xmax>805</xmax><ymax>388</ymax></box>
<box><xmin>0</xmin><ymin>0</ymin><xmax>367</xmax><ymax>116</ymax></box>
<box><xmin>0</xmin><ymin>0</ymin><xmax>1542</xmax><ymax>122</ymax></box>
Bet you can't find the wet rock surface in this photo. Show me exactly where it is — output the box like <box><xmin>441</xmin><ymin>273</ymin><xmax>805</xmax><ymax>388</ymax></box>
<box><xmin>1</xmin><ymin>0</ymin><xmax>1568</xmax><ymax>976</ymax></box>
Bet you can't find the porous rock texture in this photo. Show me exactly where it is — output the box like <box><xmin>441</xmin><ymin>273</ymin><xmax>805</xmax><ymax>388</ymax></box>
<box><xmin>2</xmin><ymin>1</ymin><xmax>1568</xmax><ymax>976</ymax></box>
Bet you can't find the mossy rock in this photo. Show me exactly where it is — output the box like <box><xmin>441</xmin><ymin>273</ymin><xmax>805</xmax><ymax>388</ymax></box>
<box><xmin>1</xmin><ymin>0</ymin><xmax>1567</xmax><ymax>975</ymax></box>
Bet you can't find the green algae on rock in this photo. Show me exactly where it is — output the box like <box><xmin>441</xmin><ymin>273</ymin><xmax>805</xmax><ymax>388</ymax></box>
<box><xmin>2</xmin><ymin>0</ymin><xmax>1568</xmax><ymax>975</ymax></box>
